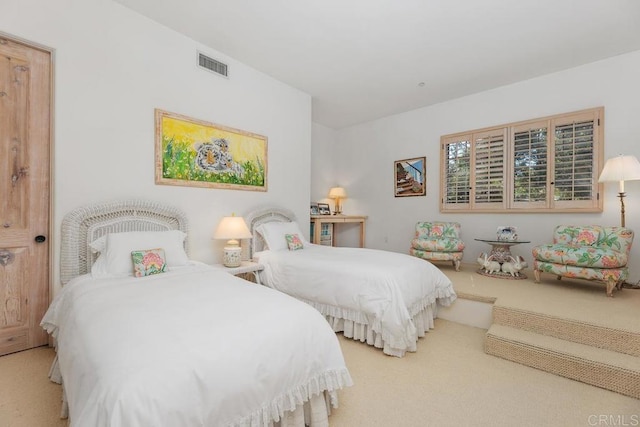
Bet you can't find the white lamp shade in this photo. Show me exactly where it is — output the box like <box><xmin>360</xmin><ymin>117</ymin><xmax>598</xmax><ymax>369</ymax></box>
<box><xmin>328</xmin><ymin>187</ymin><xmax>347</xmax><ymax>199</ymax></box>
<box><xmin>214</xmin><ymin>215</ymin><xmax>251</xmax><ymax>267</ymax></box>
<box><xmin>598</xmin><ymin>155</ymin><xmax>640</xmax><ymax>183</ymax></box>
<box><xmin>213</xmin><ymin>216</ymin><xmax>252</xmax><ymax>241</ymax></box>
<box><xmin>598</xmin><ymin>155</ymin><xmax>640</xmax><ymax>193</ymax></box>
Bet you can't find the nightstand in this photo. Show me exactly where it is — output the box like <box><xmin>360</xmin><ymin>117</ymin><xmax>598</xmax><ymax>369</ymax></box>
<box><xmin>212</xmin><ymin>261</ymin><xmax>264</xmax><ymax>284</ymax></box>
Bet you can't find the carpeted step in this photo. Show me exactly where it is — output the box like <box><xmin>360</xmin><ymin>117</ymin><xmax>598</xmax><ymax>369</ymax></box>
<box><xmin>485</xmin><ymin>324</ymin><xmax>640</xmax><ymax>399</ymax></box>
<box><xmin>492</xmin><ymin>304</ymin><xmax>640</xmax><ymax>357</ymax></box>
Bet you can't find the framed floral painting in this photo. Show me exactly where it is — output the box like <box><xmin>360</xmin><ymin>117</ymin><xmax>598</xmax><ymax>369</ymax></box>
<box><xmin>155</xmin><ymin>109</ymin><xmax>268</xmax><ymax>191</ymax></box>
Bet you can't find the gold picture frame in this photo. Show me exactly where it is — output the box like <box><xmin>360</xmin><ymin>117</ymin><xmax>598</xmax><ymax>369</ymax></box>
<box><xmin>155</xmin><ymin>109</ymin><xmax>267</xmax><ymax>191</ymax></box>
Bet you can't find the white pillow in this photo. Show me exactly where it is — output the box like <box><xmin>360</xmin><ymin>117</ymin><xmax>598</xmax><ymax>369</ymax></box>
<box><xmin>256</xmin><ymin>221</ymin><xmax>308</xmax><ymax>251</ymax></box>
<box><xmin>91</xmin><ymin>230</ymin><xmax>188</xmax><ymax>277</ymax></box>
<box><xmin>88</xmin><ymin>235</ymin><xmax>109</xmax><ymax>276</ymax></box>
<box><xmin>89</xmin><ymin>235</ymin><xmax>107</xmax><ymax>253</ymax></box>
<box><xmin>90</xmin><ymin>253</ymin><xmax>109</xmax><ymax>277</ymax></box>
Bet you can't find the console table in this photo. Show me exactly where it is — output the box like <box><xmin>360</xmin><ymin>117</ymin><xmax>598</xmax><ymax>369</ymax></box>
<box><xmin>311</xmin><ymin>215</ymin><xmax>367</xmax><ymax>248</ymax></box>
<box><xmin>475</xmin><ymin>238</ymin><xmax>530</xmax><ymax>279</ymax></box>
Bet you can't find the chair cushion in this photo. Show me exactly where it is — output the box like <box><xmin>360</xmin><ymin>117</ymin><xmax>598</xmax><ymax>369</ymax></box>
<box><xmin>411</xmin><ymin>238</ymin><xmax>465</xmax><ymax>252</ymax></box>
<box><xmin>532</xmin><ymin>244</ymin><xmax>628</xmax><ymax>268</ymax></box>
<box><xmin>410</xmin><ymin>248</ymin><xmax>463</xmax><ymax>261</ymax></box>
<box><xmin>533</xmin><ymin>260</ymin><xmax>628</xmax><ymax>283</ymax></box>
<box><xmin>415</xmin><ymin>222</ymin><xmax>460</xmax><ymax>239</ymax></box>
<box><xmin>553</xmin><ymin>225</ymin><xmax>603</xmax><ymax>245</ymax></box>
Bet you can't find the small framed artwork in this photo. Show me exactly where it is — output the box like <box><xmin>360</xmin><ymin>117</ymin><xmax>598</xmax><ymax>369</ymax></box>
<box><xmin>395</xmin><ymin>157</ymin><xmax>426</xmax><ymax>197</ymax></box>
<box><xmin>317</xmin><ymin>203</ymin><xmax>331</xmax><ymax>215</ymax></box>
<box><xmin>310</xmin><ymin>203</ymin><xmax>319</xmax><ymax>215</ymax></box>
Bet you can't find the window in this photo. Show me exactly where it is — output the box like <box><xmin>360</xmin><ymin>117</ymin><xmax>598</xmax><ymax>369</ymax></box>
<box><xmin>443</xmin><ymin>138</ymin><xmax>470</xmax><ymax>207</ymax></box>
<box><xmin>440</xmin><ymin>107</ymin><xmax>603</xmax><ymax>213</ymax></box>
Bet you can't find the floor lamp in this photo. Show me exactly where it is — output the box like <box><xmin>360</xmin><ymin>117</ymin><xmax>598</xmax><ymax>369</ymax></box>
<box><xmin>598</xmin><ymin>155</ymin><xmax>640</xmax><ymax>227</ymax></box>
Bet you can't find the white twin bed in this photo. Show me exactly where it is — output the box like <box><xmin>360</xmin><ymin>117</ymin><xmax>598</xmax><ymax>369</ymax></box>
<box><xmin>41</xmin><ymin>200</ymin><xmax>352</xmax><ymax>427</ymax></box>
<box><xmin>245</xmin><ymin>207</ymin><xmax>457</xmax><ymax>358</ymax></box>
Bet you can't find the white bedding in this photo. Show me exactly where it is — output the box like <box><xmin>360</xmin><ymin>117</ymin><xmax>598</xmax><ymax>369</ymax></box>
<box><xmin>255</xmin><ymin>245</ymin><xmax>457</xmax><ymax>357</ymax></box>
<box><xmin>41</xmin><ymin>263</ymin><xmax>352</xmax><ymax>427</ymax></box>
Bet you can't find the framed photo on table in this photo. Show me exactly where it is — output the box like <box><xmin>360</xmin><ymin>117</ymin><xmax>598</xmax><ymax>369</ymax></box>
<box><xmin>496</xmin><ymin>226</ymin><xmax>518</xmax><ymax>241</ymax></box>
<box><xmin>310</xmin><ymin>203</ymin><xmax>319</xmax><ymax>215</ymax></box>
<box><xmin>317</xmin><ymin>203</ymin><xmax>331</xmax><ymax>215</ymax></box>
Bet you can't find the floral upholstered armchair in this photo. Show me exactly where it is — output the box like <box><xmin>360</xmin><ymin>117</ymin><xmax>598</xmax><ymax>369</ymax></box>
<box><xmin>409</xmin><ymin>221</ymin><xmax>465</xmax><ymax>271</ymax></box>
<box><xmin>531</xmin><ymin>225</ymin><xmax>634</xmax><ymax>297</ymax></box>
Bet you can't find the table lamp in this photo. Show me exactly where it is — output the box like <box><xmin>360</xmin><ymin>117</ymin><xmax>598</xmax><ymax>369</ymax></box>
<box><xmin>213</xmin><ymin>214</ymin><xmax>252</xmax><ymax>267</ymax></box>
<box><xmin>328</xmin><ymin>186</ymin><xmax>347</xmax><ymax>215</ymax></box>
<box><xmin>598</xmin><ymin>154</ymin><xmax>640</xmax><ymax>227</ymax></box>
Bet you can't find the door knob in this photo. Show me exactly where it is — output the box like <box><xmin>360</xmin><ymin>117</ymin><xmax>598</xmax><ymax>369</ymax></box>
<box><xmin>35</xmin><ymin>235</ymin><xmax>46</xmax><ymax>243</ymax></box>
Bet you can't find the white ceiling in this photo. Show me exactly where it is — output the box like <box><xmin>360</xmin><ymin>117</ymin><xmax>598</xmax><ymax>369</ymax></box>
<box><xmin>115</xmin><ymin>0</ymin><xmax>640</xmax><ymax>129</ymax></box>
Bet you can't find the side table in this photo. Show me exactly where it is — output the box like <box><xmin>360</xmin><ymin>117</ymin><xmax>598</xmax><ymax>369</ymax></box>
<box><xmin>310</xmin><ymin>215</ymin><xmax>368</xmax><ymax>247</ymax></box>
<box><xmin>474</xmin><ymin>238</ymin><xmax>530</xmax><ymax>279</ymax></box>
<box><xmin>211</xmin><ymin>261</ymin><xmax>264</xmax><ymax>284</ymax></box>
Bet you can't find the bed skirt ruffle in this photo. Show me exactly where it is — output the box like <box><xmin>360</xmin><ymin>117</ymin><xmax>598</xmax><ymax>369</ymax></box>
<box><xmin>299</xmin><ymin>286</ymin><xmax>457</xmax><ymax>358</ymax></box>
<box><xmin>49</xmin><ymin>358</ymin><xmax>350</xmax><ymax>427</ymax></box>
<box><xmin>236</xmin><ymin>368</ymin><xmax>352</xmax><ymax>427</ymax></box>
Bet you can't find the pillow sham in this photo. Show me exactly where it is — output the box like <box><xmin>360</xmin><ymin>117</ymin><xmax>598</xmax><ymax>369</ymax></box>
<box><xmin>131</xmin><ymin>248</ymin><xmax>167</xmax><ymax>277</ymax></box>
<box><xmin>256</xmin><ymin>221</ymin><xmax>307</xmax><ymax>251</ymax></box>
<box><xmin>92</xmin><ymin>230</ymin><xmax>188</xmax><ymax>277</ymax></box>
<box><xmin>89</xmin><ymin>236</ymin><xmax>108</xmax><ymax>276</ymax></box>
<box><xmin>285</xmin><ymin>233</ymin><xmax>304</xmax><ymax>251</ymax></box>
<box><xmin>91</xmin><ymin>253</ymin><xmax>108</xmax><ymax>277</ymax></box>
<box><xmin>89</xmin><ymin>235</ymin><xmax>107</xmax><ymax>253</ymax></box>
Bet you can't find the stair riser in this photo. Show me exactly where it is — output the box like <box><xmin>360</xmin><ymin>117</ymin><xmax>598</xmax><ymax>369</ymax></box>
<box><xmin>485</xmin><ymin>335</ymin><xmax>640</xmax><ymax>399</ymax></box>
<box><xmin>493</xmin><ymin>306</ymin><xmax>640</xmax><ymax>357</ymax></box>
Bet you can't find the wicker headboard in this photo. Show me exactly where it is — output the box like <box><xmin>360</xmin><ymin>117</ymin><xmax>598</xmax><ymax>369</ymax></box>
<box><xmin>60</xmin><ymin>200</ymin><xmax>189</xmax><ymax>285</ymax></box>
<box><xmin>244</xmin><ymin>206</ymin><xmax>296</xmax><ymax>260</ymax></box>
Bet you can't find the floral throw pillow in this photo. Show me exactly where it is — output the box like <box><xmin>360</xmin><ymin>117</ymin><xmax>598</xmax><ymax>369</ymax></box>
<box><xmin>572</xmin><ymin>227</ymin><xmax>600</xmax><ymax>246</ymax></box>
<box><xmin>131</xmin><ymin>248</ymin><xmax>167</xmax><ymax>277</ymax></box>
<box><xmin>285</xmin><ymin>233</ymin><xmax>304</xmax><ymax>251</ymax></box>
<box><xmin>430</xmin><ymin>224</ymin><xmax>444</xmax><ymax>237</ymax></box>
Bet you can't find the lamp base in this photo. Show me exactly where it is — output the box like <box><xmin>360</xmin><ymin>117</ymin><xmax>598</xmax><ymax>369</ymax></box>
<box><xmin>333</xmin><ymin>199</ymin><xmax>343</xmax><ymax>215</ymax></box>
<box><xmin>223</xmin><ymin>245</ymin><xmax>242</xmax><ymax>267</ymax></box>
<box><xmin>618</xmin><ymin>192</ymin><xmax>627</xmax><ymax>228</ymax></box>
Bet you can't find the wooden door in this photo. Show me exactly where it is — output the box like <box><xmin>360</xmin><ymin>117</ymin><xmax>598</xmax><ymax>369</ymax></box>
<box><xmin>0</xmin><ymin>36</ymin><xmax>51</xmax><ymax>355</ymax></box>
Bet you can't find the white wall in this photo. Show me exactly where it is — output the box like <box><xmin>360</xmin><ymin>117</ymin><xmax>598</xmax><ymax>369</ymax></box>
<box><xmin>1</xmin><ymin>0</ymin><xmax>312</xmax><ymax>294</ymax></box>
<box><xmin>332</xmin><ymin>50</ymin><xmax>640</xmax><ymax>282</ymax></box>
<box><xmin>311</xmin><ymin>122</ymin><xmax>364</xmax><ymax>247</ymax></box>
<box><xmin>311</xmin><ymin>123</ymin><xmax>337</xmax><ymax>204</ymax></box>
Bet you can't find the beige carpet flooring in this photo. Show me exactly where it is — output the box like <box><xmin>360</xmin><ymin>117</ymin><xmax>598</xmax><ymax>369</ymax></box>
<box><xmin>330</xmin><ymin>321</ymin><xmax>639</xmax><ymax>427</ymax></box>
<box><xmin>446</xmin><ymin>264</ymin><xmax>640</xmax><ymax>333</ymax></box>
<box><xmin>1</xmin><ymin>321</ymin><xmax>638</xmax><ymax>427</ymax></box>
<box><xmin>0</xmin><ymin>347</ymin><xmax>66</xmax><ymax>427</ymax></box>
<box><xmin>1</xmin><ymin>267</ymin><xmax>638</xmax><ymax>426</ymax></box>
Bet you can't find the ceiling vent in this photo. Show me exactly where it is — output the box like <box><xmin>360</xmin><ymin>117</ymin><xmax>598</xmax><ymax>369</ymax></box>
<box><xmin>197</xmin><ymin>52</ymin><xmax>228</xmax><ymax>78</ymax></box>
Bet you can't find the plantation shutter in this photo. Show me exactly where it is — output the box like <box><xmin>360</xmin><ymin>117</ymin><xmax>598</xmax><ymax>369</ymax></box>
<box><xmin>441</xmin><ymin>135</ymin><xmax>471</xmax><ymax>210</ymax></box>
<box><xmin>551</xmin><ymin>110</ymin><xmax>601</xmax><ymax>209</ymax></box>
<box><xmin>511</xmin><ymin>121</ymin><xmax>548</xmax><ymax>209</ymax></box>
<box><xmin>439</xmin><ymin>107</ymin><xmax>602</xmax><ymax>213</ymax></box>
<box><xmin>472</xmin><ymin>129</ymin><xmax>506</xmax><ymax>209</ymax></box>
